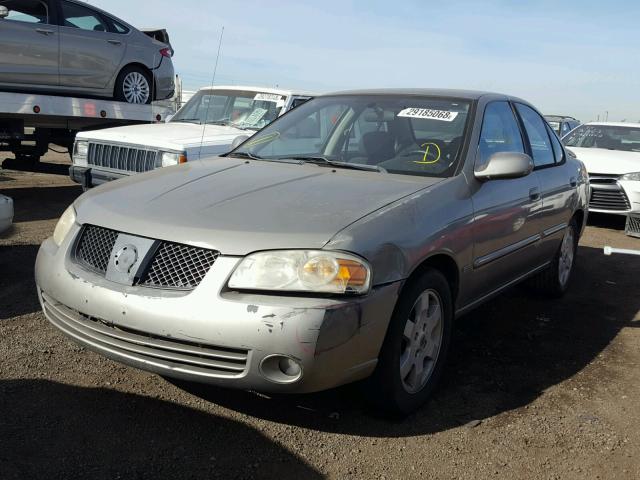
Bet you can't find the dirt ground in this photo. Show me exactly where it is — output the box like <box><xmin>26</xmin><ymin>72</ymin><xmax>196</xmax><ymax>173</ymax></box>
<box><xmin>1</xmin><ymin>151</ymin><xmax>639</xmax><ymax>480</ymax></box>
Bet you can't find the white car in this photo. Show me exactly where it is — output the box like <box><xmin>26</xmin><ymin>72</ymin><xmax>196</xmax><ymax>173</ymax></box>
<box><xmin>564</xmin><ymin>122</ymin><xmax>640</xmax><ymax>215</ymax></box>
<box><xmin>70</xmin><ymin>85</ymin><xmax>315</xmax><ymax>188</ymax></box>
<box><xmin>0</xmin><ymin>194</ymin><xmax>13</xmax><ymax>233</ymax></box>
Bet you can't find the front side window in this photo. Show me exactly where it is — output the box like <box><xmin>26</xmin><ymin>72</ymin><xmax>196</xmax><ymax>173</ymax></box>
<box><xmin>478</xmin><ymin>102</ymin><xmax>525</xmax><ymax>166</ymax></box>
<box><xmin>563</xmin><ymin>124</ymin><xmax>640</xmax><ymax>152</ymax></box>
<box><xmin>61</xmin><ymin>1</ymin><xmax>108</xmax><ymax>31</ymax></box>
<box><xmin>1</xmin><ymin>0</ymin><xmax>48</xmax><ymax>24</ymax></box>
<box><xmin>516</xmin><ymin>104</ymin><xmax>555</xmax><ymax>167</ymax></box>
<box><xmin>171</xmin><ymin>90</ymin><xmax>285</xmax><ymax>131</ymax></box>
<box><xmin>232</xmin><ymin>95</ymin><xmax>472</xmax><ymax>178</ymax></box>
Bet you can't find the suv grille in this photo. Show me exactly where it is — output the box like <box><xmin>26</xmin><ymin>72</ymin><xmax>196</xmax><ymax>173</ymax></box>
<box><xmin>139</xmin><ymin>242</ymin><xmax>220</xmax><ymax>289</ymax></box>
<box><xmin>626</xmin><ymin>215</ymin><xmax>640</xmax><ymax>238</ymax></box>
<box><xmin>88</xmin><ymin>142</ymin><xmax>158</xmax><ymax>173</ymax></box>
<box><xmin>74</xmin><ymin>225</ymin><xmax>219</xmax><ymax>290</ymax></box>
<box><xmin>589</xmin><ymin>188</ymin><xmax>630</xmax><ymax>211</ymax></box>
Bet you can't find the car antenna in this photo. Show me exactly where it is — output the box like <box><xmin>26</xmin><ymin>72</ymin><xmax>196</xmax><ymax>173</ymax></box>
<box><xmin>198</xmin><ymin>26</ymin><xmax>225</xmax><ymax>160</ymax></box>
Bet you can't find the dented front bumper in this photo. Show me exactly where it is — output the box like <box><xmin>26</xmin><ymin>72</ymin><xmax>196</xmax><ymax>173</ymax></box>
<box><xmin>35</xmin><ymin>225</ymin><xmax>400</xmax><ymax>393</ymax></box>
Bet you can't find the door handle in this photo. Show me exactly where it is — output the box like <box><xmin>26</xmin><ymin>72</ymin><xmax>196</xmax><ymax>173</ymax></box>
<box><xmin>36</xmin><ymin>28</ymin><xmax>55</xmax><ymax>35</ymax></box>
<box><xmin>569</xmin><ymin>177</ymin><xmax>577</xmax><ymax>187</ymax></box>
<box><xmin>529</xmin><ymin>187</ymin><xmax>541</xmax><ymax>201</ymax></box>
<box><xmin>107</xmin><ymin>40</ymin><xmax>122</xmax><ymax>45</ymax></box>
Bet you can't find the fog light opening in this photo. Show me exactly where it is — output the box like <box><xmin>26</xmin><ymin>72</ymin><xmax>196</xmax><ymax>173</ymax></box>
<box><xmin>260</xmin><ymin>355</ymin><xmax>303</xmax><ymax>384</ymax></box>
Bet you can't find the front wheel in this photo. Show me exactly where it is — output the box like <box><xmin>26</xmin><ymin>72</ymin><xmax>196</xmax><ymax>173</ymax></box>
<box><xmin>365</xmin><ymin>269</ymin><xmax>453</xmax><ymax>416</ymax></box>
<box><xmin>115</xmin><ymin>66</ymin><xmax>152</xmax><ymax>104</ymax></box>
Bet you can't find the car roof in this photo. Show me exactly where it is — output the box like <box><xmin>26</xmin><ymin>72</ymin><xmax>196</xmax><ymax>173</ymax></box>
<box><xmin>197</xmin><ymin>85</ymin><xmax>317</xmax><ymax>97</ymax></box>
<box><xmin>545</xmin><ymin>115</ymin><xmax>579</xmax><ymax>122</ymax></box>
<box><xmin>584</xmin><ymin>121</ymin><xmax>640</xmax><ymax>128</ymax></box>
<box><xmin>320</xmin><ymin>88</ymin><xmax>526</xmax><ymax>102</ymax></box>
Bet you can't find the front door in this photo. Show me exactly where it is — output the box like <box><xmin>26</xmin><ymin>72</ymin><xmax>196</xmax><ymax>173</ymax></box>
<box><xmin>0</xmin><ymin>0</ymin><xmax>59</xmax><ymax>86</ymax></box>
<box><xmin>58</xmin><ymin>0</ymin><xmax>126</xmax><ymax>90</ymax></box>
<box><xmin>469</xmin><ymin>101</ymin><xmax>543</xmax><ymax>301</ymax></box>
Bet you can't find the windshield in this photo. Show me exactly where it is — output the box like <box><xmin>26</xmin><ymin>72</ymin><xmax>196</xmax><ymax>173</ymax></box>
<box><xmin>563</xmin><ymin>124</ymin><xmax>640</xmax><ymax>152</ymax></box>
<box><xmin>171</xmin><ymin>89</ymin><xmax>285</xmax><ymax>130</ymax></box>
<box><xmin>232</xmin><ymin>95</ymin><xmax>471</xmax><ymax>178</ymax></box>
<box><xmin>547</xmin><ymin>121</ymin><xmax>561</xmax><ymax>134</ymax></box>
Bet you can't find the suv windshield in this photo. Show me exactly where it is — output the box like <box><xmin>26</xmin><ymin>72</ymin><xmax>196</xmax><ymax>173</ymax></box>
<box><xmin>563</xmin><ymin>125</ymin><xmax>640</xmax><ymax>152</ymax></box>
<box><xmin>171</xmin><ymin>89</ymin><xmax>285</xmax><ymax>130</ymax></box>
<box><xmin>232</xmin><ymin>95</ymin><xmax>471</xmax><ymax>178</ymax></box>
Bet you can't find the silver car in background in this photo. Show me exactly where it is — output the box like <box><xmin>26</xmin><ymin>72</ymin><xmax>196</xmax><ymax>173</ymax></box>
<box><xmin>0</xmin><ymin>0</ymin><xmax>174</xmax><ymax>103</ymax></box>
<box><xmin>36</xmin><ymin>89</ymin><xmax>589</xmax><ymax>415</ymax></box>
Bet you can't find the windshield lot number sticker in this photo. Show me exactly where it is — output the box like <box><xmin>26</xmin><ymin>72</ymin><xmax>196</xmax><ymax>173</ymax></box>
<box><xmin>398</xmin><ymin>108</ymin><xmax>458</xmax><ymax>122</ymax></box>
<box><xmin>254</xmin><ymin>93</ymin><xmax>282</xmax><ymax>102</ymax></box>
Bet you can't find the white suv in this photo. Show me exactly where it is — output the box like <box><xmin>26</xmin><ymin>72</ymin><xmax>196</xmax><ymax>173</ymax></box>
<box><xmin>70</xmin><ymin>86</ymin><xmax>314</xmax><ymax>188</ymax></box>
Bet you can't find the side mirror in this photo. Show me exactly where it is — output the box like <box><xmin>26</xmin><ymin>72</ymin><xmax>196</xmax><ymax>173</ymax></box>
<box><xmin>474</xmin><ymin>152</ymin><xmax>533</xmax><ymax>181</ymax></box>
<box><xmin>0</xmin><ymin>6</ymin><xmax>9</xmax><ymax>18</ymax></box>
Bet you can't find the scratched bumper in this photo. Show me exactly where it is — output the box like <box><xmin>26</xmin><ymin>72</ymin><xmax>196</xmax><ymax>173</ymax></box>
<box><xmin>35</xmin><ymin>224</ymin><xmax>399</xmax><ymax>393</ymax></box>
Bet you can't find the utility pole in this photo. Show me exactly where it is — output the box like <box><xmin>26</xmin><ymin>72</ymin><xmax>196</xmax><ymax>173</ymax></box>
<box><xmin>605</xmin><ymin>111</ymin><xmax>609</xmax><ymax>122</ymax></box>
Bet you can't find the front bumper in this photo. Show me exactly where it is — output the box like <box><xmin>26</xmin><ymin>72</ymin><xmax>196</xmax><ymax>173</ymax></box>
<box><xmin>69</xmin><ymin>165</ymin><xmax>128</xmax><ymax>188</ymax></box>
<box><xmin>35</xmin><ymin>226</ymin><xmax>399</xmax><ymax>393</ymax></box>
<box><xmin>589</xmin><ymin>179</ymin><xmax>640</xmax><ymax>215</ymax></box>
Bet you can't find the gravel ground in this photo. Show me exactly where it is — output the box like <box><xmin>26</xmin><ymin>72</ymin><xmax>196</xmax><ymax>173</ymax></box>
<box><xmin>1</xmin><ymin>152</ymin><xmax>639</xmax><ymax>479</ymax></box>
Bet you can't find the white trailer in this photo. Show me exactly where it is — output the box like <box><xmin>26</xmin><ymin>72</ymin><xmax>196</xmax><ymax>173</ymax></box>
<box><xmin>0</xmin><ymin>91</ymin><xmax>174</xmax><ymax>164</ymax></box>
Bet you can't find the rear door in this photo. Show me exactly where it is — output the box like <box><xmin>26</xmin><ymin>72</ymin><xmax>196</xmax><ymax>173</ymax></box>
<box><xmin>57</xmin><ymin>0</ymin><xmax>126</xmax><ymax>89</ymax></box>
<box><xmin>515</xmin><ymin>103</ymin><xmax>576</xmax><ymax>261</ymax></box>
<box><xmin>469</xmin><ymin>101</ymin><xmax>543</xmax><ymax>299</ymax></box>
<box><xmin>0</xmin><ymin>0</ymin><xmax>59</xmax><ymax>86</ymax></box>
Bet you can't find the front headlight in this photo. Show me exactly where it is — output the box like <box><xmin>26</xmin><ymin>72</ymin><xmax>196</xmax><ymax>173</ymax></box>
<box><xmin>620</xmin><ymin>172</ymin><xmax>640</xmax><ymax>181</ymax></box>
<box><xmin>228</xmin><ymin>250</ymin><xmax>371</xmax><ymax>294</ymax></box>
<box><xmin>73</xmin><ymin>140</ymin><xmax>88</xmax><ymax>166</ymax></box>
<box><xmin>157</xmin><ymin>151</ymin><xmax>187</xmax><ymax>168</ymax></box>
<box><xmin>52</xmin><ymin>205</ymin><xmax>76</xmax><ymax>247</ymax></box>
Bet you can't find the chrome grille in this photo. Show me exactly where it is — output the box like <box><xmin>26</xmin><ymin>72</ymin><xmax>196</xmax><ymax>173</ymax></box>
<box><xmin>589</xmin><ymin>187</ymin><xmax>630</xmax><ymax>211</ymax></box>
<box><xmin>73</xmin><ymin>225</ymin><xmax>219</xmax><ymax>290</ymax></box>
<box><xmin>88</xmin><ymin>142</ymin><xmax>158</xmax><ymax>173</ymax></box>
<box><xmin>41</xmin><ymin>291</ymin><xmax>249</xmax><ymax>378</ymax></box>
<box><xmin>626</xmin><ymin>215</ymin><xmax>640</xmax><ymax>238</ymax></box>
<box><xmin>140</xmin><ymin>242</ymin><xmax>220</xmax><ymax>290</ymax></box>
<box><xmin>75</xmin><ymin>225</ymin><xmax>118</xmax><ymax>274</ymax></box>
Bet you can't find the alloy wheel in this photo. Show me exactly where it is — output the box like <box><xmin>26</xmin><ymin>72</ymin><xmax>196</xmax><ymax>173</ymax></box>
<box><xmin>558</xmin><ymin>226</ymin><xmax>575</xmax><ymax>286</ymax></box>
<box><xmin>123</xmin><ymin>72</ymin><xmax>150</xmax><ymax>104</ymax></box>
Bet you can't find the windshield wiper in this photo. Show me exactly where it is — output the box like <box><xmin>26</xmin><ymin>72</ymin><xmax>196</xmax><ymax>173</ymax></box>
<box><xmin>172</xmin><ymin>118</ymin><xmax>202</xmax><ymax>124</ymax></box>
<box><xmin>227</xmin><ymin>151</ymin><xmax>263</xmax><ymax>160</ymax></box>
<box><xmin>282</xmin><ymin>156</ymin><xmax>386</xmax><ymax>173</ymax></box>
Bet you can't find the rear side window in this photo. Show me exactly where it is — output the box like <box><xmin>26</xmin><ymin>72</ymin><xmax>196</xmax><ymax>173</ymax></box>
<box><xmin>515</xmin><ymin>104</ymin><xmax>555</xmax><ymax>168</ymax></box>
<box><xmin>478</xmin><ymin>101</ymin><xmax>525</xmax><ymax>165</ymax></box>
<box><xmin>60</xmin><ymin>1</ymin><xmax>109</xmax><ymax>32</ymax></box>
<box><xmin>546</xmin><ymin>124</ymin><xmax>564</xmax><ymax>163</ymax></box>
<box><xmin>1</xmin><ymin>0</ymin><xmax>49</xmax><ymax>24</ymax></box>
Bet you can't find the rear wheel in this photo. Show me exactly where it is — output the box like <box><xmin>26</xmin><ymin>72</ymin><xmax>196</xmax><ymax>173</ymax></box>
<box><xmin>365</xmin><ymin>269</ymin><xmax>453</xmax><ymax>416</ymax></box>
<box><xmin>529</xmin><ymin>218</ymin><xmax>578</xmax><ymax>297</ymax></box>
<box><xmin>115</xmin><ymin>66</ymin><xmax>152</xmax><ymax>104</ymax></box>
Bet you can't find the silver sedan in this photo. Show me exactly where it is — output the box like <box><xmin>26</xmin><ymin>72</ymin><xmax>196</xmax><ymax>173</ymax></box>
<box><xmin>36</xmin><ymin>89</ymin><xmax>589</xmax><ymax>415</ymax></box>
<box><xmin>0</xmin><ymin>0</ymin><xmax>174</xmax><ymax>103</ymax></box>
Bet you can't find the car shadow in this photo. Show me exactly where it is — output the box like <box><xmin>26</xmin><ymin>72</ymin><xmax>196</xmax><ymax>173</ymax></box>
<box><xmin>0</xmin><ymin>379</ymin><xmax>322</xmax><ymax>480</ymax></box>
<box><xmin>1</xmin><ymin>158</ymin><xmax>70</xmax><ymax>176</ymax></box>
<box><xmin>172</xmin><ymin>244</ymin><xmax>640</xmax><ymax>437</ymax></box>
<box><xmin>2</xmin><ymin>185</ymin><xmax>81</xmax><ymax>223</ymax></box>
<box><xmin>0</xmin><ymin>244</ymin><xmax>42</xmax><ymax>320</ymax></box>
<box><xmin>587</xmin><ymin>212</ymin><xmax>626</xmax><ymax>230</ymax></box>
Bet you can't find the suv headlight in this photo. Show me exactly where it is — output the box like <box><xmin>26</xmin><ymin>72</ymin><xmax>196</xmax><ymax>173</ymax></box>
<box><xmin>52</xmin><ymin>205</ymin><xmax>76</xmax><ymax>247</ymax></box>
<box><xmin>620</xmin><ymin>172</ymin><xmax>640</xmax><ymax>181</ymax></box>
<box><xmin>73</xmin><ymin>141</ymin><xmax>88</xmax><ymax>166</ymax></box>
<box><xmin>228</xmin><ymin>250</ymin><xmax>371</xmax><ymax>294</ymax></box>
<box><xmin>157</xmin><ymin>151</ymin><xmax>187</xmax><ymax>168</ymax></box>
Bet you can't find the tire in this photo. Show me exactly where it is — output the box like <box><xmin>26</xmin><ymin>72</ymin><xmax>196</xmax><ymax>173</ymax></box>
<box><xmin>115</xmin><ymin>66</ymin><xmax>152</xmax><ymax>104</ymax></box>
<box><xmin>364</xmin><ymin>268</ymin><xmax>453</xmax><ymax>417</ymax></box>
<box><xmin>529</xmin><ymin>218</ymin><xmax>579</xmax><ymax>298</ymax></box>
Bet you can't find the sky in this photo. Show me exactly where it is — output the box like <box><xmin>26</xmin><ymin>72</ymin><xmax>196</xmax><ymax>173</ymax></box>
<box><xmin>89</xmin><ymin>0</ymin><xmax>640</xmax><ymax>122</ymax></box>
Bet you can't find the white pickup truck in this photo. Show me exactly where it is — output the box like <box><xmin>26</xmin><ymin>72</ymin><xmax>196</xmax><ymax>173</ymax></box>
<box><xmin>70</xmin><ymin>85</ymin><xmax>314</xmax><ymax>188</ymax></box>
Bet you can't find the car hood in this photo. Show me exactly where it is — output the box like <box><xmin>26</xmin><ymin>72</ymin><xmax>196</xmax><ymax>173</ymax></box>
<box><xmin>567</xmin><ymin>147</ymin><xmax>640</xmax><ymax>175</ymax></box>
<box><xmin>75</xmin><ymin>158</ymin><xmax>439</xmax><ymax>255</ymax></box>
<box><xmin>76</xmin><ymin>123</ymin><xmax>249</xmax><ymax>151</ymax></box>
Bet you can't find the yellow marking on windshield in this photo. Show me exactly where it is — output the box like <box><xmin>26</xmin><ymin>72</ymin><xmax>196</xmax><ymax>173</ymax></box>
<box><xmin>413</xmin><ymin>142</ymin><xmax>441</xmax><ymax>165</ymax></box>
